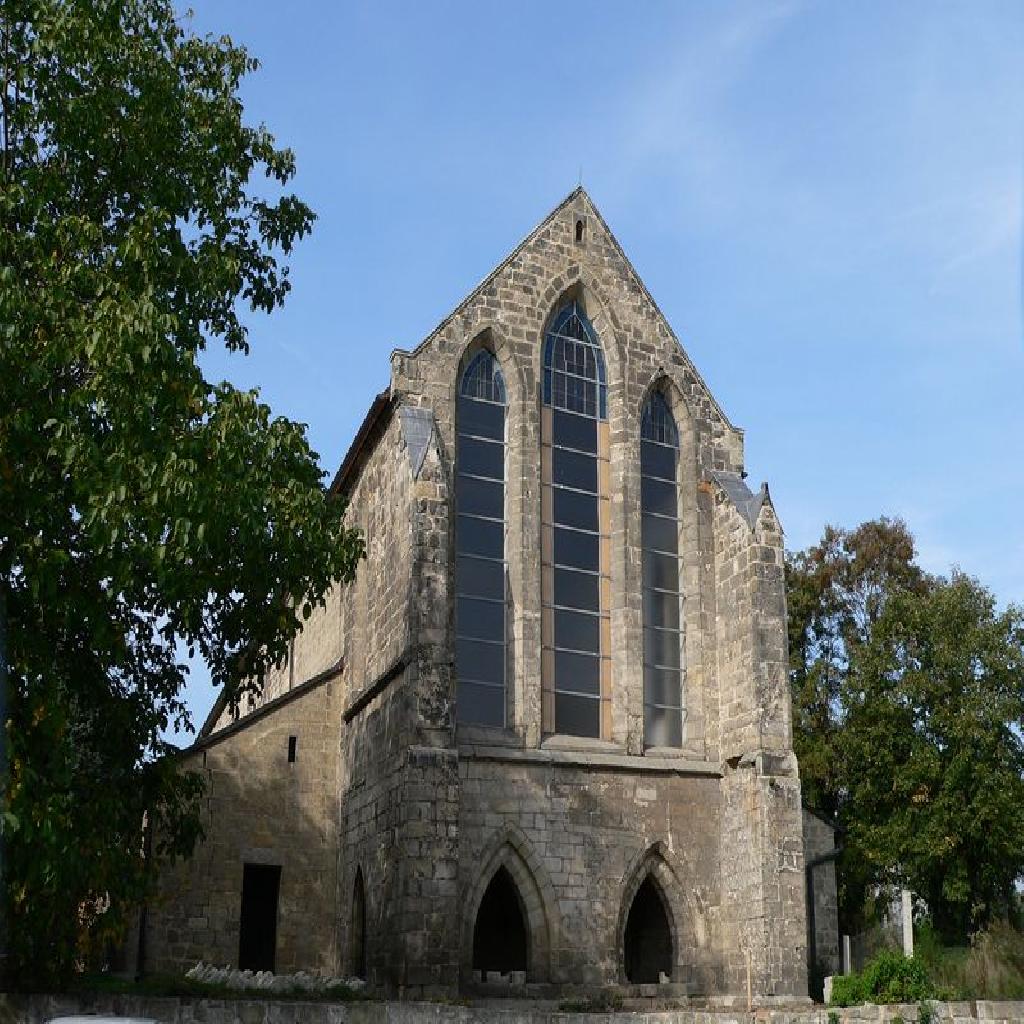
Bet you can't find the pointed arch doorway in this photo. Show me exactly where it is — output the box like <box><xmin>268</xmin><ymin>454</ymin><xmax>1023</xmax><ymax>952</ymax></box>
<box><xmin>623</xmin><ymin>874</ymin><xmax>674</xmax><ymax>984</ymax></box>
<box><xmin>472</xmin><ymin>866</ymin><xmax>528</xmax><ymax>975</ymax></box>
<box><xmin>462</xmin><ymin>831</ymin><xmax>557</xmax><ymax>985</ymax></box>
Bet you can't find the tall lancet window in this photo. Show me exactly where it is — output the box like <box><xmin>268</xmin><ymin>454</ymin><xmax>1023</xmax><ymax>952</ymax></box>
<box><xmin>541</xmin><ymin>302</ymin><xmax>611</xmax><ymax>738</ymax></box>
<box><xmin>640</xmin><ymin>392</ymin><xmax>684</xmax><ymax>747</ymax></box>
<box><xmin>455</xmin><ymin>351</ymin><xmax>508</xmax><ymax>727</ymax></box>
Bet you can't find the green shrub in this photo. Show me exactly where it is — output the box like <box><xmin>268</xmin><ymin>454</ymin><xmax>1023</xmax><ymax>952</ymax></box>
<box><xmin>864</xmin><ymin>951</ymin><xmax>935</xmax><ymax>1003</ymax></box>
<box><xmin>829</xmin><ymin>951</ymin><xmax>935</xmax><ymax>1006</ymax></box>
<box><xmin>829</xmin><ymin>973</ymin><xmax>867</xmax><ymax>1007</ymax></box>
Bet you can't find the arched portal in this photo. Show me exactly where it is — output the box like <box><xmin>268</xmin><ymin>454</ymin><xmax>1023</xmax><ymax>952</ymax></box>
<box><xmin>472</xmin><ymin>866</ymin><xmax>528</xmax><ymax>974</ymax></box>
<box><xmin>351</xmin><ymin>868</ymin><xmax>367</xmax><ymax>979</ymax></box>
<box><xmin>623</xmin><ymin>875</ymin><xmax>673</xmax><ymax>983</ymax></box>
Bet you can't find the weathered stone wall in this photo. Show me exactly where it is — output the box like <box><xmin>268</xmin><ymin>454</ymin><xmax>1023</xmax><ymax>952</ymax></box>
<box><xmin>147</xmin><ymin>675</ymin><xmax>342</xmax><ymax>975</ymax></box>
<box><xmin>457</xmin><ymin>748</ymin><xmax>723</xmax><ymax>992</ymax></box>
<box><xmin>712</xmin><ymin>488</ymin><xmax>807</xmax><ymax>999</ymax></box>
<box><xmin>803</xmin><ymin>810</ymin><xmax>840</xmax><ymax>976</ymax></box>
<box><xmin>389</xmin><ymin>190</ymin><xmax>745</xmax><ymax>762</ymax></box>
<box><xmin>156</xmin><ymin>188</ymin><xmax>813</xmax><ymax>1002</ymax></box>
<box><xmin>339</xmin><ymin>411</ymin><xmax>414</xmax><ymax>699</ymax></box>
<box><xmin>335</xmin><ymin>409</ymin><xmax>461</xmax><ymax>996</ymax></box>
<box><xmin>373</xmin><ymin>188</ymin><xmax>809</xmax><ymax>998</ymax></box>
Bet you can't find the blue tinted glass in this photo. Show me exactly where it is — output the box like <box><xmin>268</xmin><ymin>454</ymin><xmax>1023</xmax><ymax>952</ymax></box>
<box><xmin>553</xmin><ymin>487</ymin><xmax>599</xmax><ymax>532</ymax></box>
<box><xmin>644</xmin><ymin>627</ymin><xmax>681</xmax><ymax>670</ymax></box>
<box><xmin>552</xmin><ymin>409</ymin><xmax>596</xmax><ymax>452</ymax></box>
<box><xmin>554</xmin><ymin>608</ymin><xmax>600</xmax><ymax>654</ymax></box>
<box><xmin>456</xmin><ymin>638</ymin><xmax>504</xmax><ymax>686</ymax></box>
<box><xmin>553</xmin><ymin>527</ymin><xmax>599</xmax><ymax>570</ymax></box>
<box><xmin>457</xmin><ymin>596</ymin><xmax>504</xmax><ymax>643</ymax></box>
<box><xmin>641</xmin><ymin>440</ymin><xmax>676</xmax><ymax>481</ymax></box>
<box><xmin>543</xmin><ymin>304</ymin><xmax>607</xmax><ymax>421</ymax></box>
<box><xmin>556</xmin><ymin>692</ymin><xmax>600</xmax><ymax>737</ymax></box>
<box><xmin>460</xmin><ymin>351</ymin><xmax>506</xmax><ymax>404</ymax></box>
<box><xmin>553</xmin><ymin>567</ymin><xmax>600</xmax><ymax>611</ymax></box>
<box><xmin>458</xmin><ymin>437</ymin><xmax>503</xmax><ymax>480</ymax></box>
<box><xmin>459</xmin><ymin>681</ymin><xmax>505</xmax><ymax>728</ymax></box>
<box><xmin>643</xmin><ymin>588</ymin><xmax>680</xmax><ymax>631</ymax></box>
<box><xmin>554</xmin><ymin>650</ymin><xmax>601</xmax><ymax>694</ymax></box>
<box><xmin>553</xmin><ymin>447</ymin><xmax>597</xmax><ymax>492</ymax></box>
<box><xmin>641</xmin><ymin>393</ymin><xmax>679</xmax><ymax>447</ymax></box>
<box><xmin>641</xmin><ymin>477</ymin><xmax>676</xmax><ymax>517</ymax></box>
<box><xmin>458</xmin><ymin>396</ymin><xmax>504</xmax><ymax>440</ymax></box>
<box><xmin>457</xmin><ymin>515</ymin><xmax>503</xmax><ymax>559</ymax></box>
<box><xmin>456</xmin><ymin>475</ymin><xmax>503</xmax><ymax>520</ymax></box>
<box><xmin>456</xmin><ymin>555</ymin><xmax>504</xmax><ymax>601</ymax></box>
<box><xmin>641</xmin><ymin>513</ymin><xmax>678</xmax><ymax>555</ymax></box>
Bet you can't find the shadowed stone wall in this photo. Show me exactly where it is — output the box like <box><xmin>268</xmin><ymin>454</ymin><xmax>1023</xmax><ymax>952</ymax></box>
<box><xmin>803</xmin><ymin>809</ymin><xmax>841</xmax><ymax>976</ymax></box>
<box><xmin>147</xmin><ymin>674</ymin><xmax>342</xmax><ymax>975</ymax></box>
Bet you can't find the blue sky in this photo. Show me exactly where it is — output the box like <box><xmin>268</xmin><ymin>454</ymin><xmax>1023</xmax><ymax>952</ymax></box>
<box><xmin>174</xmin><ymin>0</ymin><xmax>1024</xmax><ymax>741</ymax></box>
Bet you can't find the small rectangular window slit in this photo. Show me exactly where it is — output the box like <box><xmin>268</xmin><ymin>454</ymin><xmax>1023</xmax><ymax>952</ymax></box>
<box><xmin>287</xmin><ymin>736</ymin><xmax>297</xmax><ymax>763</ymax></box>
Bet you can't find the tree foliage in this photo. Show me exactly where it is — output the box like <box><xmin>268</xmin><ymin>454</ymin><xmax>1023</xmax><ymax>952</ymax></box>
<box><xmin>788</xmin><ymin>519</ymin><xmax>1024</xmax><ymax>940</ymax></box>
<box><xmin>0</xmin><ymin>0</ymin><xmax>363</xmax><ymax>985</ymax></box>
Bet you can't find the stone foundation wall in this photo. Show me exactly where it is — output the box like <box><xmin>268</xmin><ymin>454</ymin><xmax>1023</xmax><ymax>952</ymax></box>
<box><xmin>9</xmin><ymin>995</ymin><xmax>1024</xmax><ymax>1024</ymax></box>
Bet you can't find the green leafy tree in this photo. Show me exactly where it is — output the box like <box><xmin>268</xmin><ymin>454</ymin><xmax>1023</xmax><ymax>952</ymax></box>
<box><xmin>787</xmin><ymin>518</ymin><xmax>926</xmax><ymax>820</ymax></box>
<box><xmin>844</xmin><ymin>572</ymin><xmax>1024</xmax><ymax>939</ymax></box>
<box><xmin>787</xmin><ymin>520</ymin><xmax>1024</xmax><ymax>940</ymax></box>
<box><xmin>0</xmin><ymin>0</ymin><xmax>363</xmax><ymax>986</ymax></box>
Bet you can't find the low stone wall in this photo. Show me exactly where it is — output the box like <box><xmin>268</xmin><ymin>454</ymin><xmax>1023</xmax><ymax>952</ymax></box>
<box><xmin>4</xmin><ymin>995</ymin><xmax>1024</xmax><ymax>1024</ymax></box>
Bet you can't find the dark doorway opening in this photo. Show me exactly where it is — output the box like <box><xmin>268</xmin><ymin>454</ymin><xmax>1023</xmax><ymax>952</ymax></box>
<box><xmin>351</xmin><ymin>868</ymin><xmax>367</xmax><ymax>979</ymax></box>
<box><xmin>472</xmin><ymin>866</ymin><xmax>528</xmax><ymax>975</ymax></box>
<box><xmin>238</xmin><ymin>863</ymin><xmax>281</xmax><ymax>972</ymax></box>
<box><xmin>623</xmin><ymin>875</ymin><xmax>673</xmax><ymax>983</ymax></box>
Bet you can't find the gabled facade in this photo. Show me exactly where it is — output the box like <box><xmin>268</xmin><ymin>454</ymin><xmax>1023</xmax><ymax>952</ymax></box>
<box><xmin>148</xmin><ymin>189</ymin><xmax>810</xmax><ymax>1002</ymax></box>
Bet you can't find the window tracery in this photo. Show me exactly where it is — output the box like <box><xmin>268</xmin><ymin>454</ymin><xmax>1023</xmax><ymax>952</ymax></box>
<box><xmin>455</xmin><ymin>350</ymin><xmax>508</xmax><ymax>726</ymax></box>
<box><xmin>640</xmin><ymin>391</ymin><xmax>684</xmax><ymax>747</ymax></box>
<box><xmin>541</xmin><ymin>303</ymin><xmax>611</xmax><ymax>738</ymax></box>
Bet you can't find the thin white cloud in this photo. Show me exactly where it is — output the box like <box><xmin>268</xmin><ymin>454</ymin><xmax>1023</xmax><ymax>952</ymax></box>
<box><xmin>609</xmin><ymin>1</ymin><xmax>804</xmax><ymax>214</ymax></box>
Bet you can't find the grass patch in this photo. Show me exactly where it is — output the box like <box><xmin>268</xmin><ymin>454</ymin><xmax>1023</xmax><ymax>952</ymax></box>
<box><xmin>831</xmin><ymin>923</ymin><xmax>1024</xmax><ymax>1005</ymax></box>
<box><xmin>915</xmin><ymin>922</ymin><xmax>1024</xmax><ymax>1000</ymax></box>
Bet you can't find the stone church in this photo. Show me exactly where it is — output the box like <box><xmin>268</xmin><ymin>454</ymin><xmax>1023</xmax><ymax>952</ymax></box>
<box><xmin>147</xmin><ymin>189</ymin><xmax>838</xmax><ymax>1001</ymax></box>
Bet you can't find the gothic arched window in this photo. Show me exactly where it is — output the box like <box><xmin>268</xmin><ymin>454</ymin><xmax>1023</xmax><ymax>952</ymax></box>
<box><xmin>541</xmin><ymin>302</ymin><xmax>610</xmax><ymax>738</ymax></box>
<box><xmin>640</xmin><ymin>392</ymin><xmax>684</xmax><ymax>747</ymax></box>
<box><xmin>455</xmin><ymin>350</ymin><xmax>508</xmax><ymax>727</ymax></box>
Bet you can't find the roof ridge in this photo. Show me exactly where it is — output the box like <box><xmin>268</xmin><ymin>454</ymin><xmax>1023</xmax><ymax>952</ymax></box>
<box><xmin>393</xmin><ymin>185</ymin><xmax>739</xmax><ymax>436</ymax></box>
<box><xmin>392</xmin><ymin>186</ymin><xmax>585</xmax><ymax>361</ymax></box>
<box><xmin>580</xmin><ymin>192</ymin><xmax>739</xmax><ymax>435</ymax></box>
